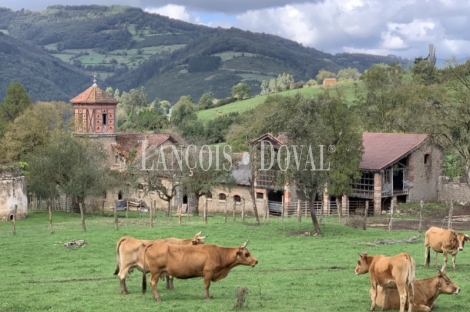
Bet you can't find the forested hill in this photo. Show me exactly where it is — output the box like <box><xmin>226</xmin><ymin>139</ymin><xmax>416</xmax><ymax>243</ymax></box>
<box><xmin>0</xmin><ymin>32</ymin><xmax>91</xmax><ymax>101</ymax></box>
<box><xmin>0</xmin><ymin>5</ymin><xmax>410</xmax><ymax>103</ymax></box>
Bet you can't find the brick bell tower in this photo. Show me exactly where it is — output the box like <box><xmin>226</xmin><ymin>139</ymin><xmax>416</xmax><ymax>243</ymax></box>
<box><xmin>70</xmin><ymin>77</ymin><xmax>118</xmax><ymax>165</ymax></box>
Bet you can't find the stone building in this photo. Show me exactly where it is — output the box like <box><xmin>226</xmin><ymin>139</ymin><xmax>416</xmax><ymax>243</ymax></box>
<box><xmin>0</xmin><ymin>167</ymin><xmax>28</xmax><ymax>221</ymax></box>
<box><xmin>351</xmin><ymin>132</ymin><xmax>442</xmax><ymax>215</ymax></box>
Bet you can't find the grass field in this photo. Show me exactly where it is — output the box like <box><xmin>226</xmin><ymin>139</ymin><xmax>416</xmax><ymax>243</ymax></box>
<box><xmin>1</xmin><ymin>210</ymin><xmax>469</xmax><ymax>312</ymax></box>
<box><xmin>197</xmin><ymin>81</ymin><xmax>364</xmax><ymax>124</ymax></box>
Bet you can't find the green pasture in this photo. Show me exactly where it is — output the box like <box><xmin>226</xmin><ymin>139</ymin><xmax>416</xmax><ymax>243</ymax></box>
<box><xmin>213</xmin><ymin>52</ymin><xmax>257</xmax><ymax>62</ymax></box>
<box><xmin>197</xmin><ymin>81</ymin><xmax>363</xmax><ymax>124</ymax></box>
<box><xmin>1</xmin><ymin>210</ymin><xmax>469</xmax><ymax>311</ymax></box>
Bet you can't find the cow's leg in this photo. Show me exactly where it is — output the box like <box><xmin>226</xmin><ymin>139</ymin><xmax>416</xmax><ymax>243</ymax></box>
<box><xmin>369</xmin><ymin>283</ymin><xmax>377</xmax><ymax>311</ymax></box>
<box><xmin>118</xmin><ymin>265</ymin><xmax>131</xmax><ymax>295</ymax></box>
<box><xmin>441</xmin><ymin>251</ymin><xmax>448</xmax><ymax>272</ymax></box>
<box><xmin>166</xmin><ymin>275</ymin><xmax>174</xmax><ymax>290</ymax></box>
<box><xmin>452</xmin><ymin>253</ymin><xmax>457</xmax><ymax>270</ymax></box>
<box><xmin>397</xmin><ymin>285</ymin><xmax>407</xmax><ymax>312</ymax></box>
<box><xmin>433</xmin><ymin>251</ymin><xmax>438</xmax><ymax>268</ymax></box>
<box><xmin>150</xmin><ymin>272</ymin><xmax>162</xmax><ymax>301</ymax></box>
<box><xmin>203</xmin><ymin>276</ymin><xmax>213</xmax><ymax>299</ymax></box>
<box><xmin>380</xmin><ymin>287</ymin><xmax>386</xmax><ymax>311</ymax></box>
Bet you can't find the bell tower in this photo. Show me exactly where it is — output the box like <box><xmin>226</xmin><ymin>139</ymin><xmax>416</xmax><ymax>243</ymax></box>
<box><xmin>70</xmin><ymin>77</ymin><xmax>118</xmax><ymax>136</ymax></box>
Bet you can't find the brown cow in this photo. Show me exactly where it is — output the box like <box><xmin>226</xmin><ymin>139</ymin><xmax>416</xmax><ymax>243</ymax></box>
<box><xmin>143</xmin><ymin>240</ymin><xmax>258</xmax><ymax>301</ymax></box>
<box><xmin>372</xmin><ymin>270</ymin><xmax>459</xmax><ymax>311</ymax></box>
<box><xmin>114</xmin><ymin>231</ymin><xmax>207</xmax><ymax>294</ymax></box>
<box><xmin>424</xmin><ymin>226</ymin><xmax>469</xmax><ymax>271</ymax></box>
<box><xmin>355</xmin><ymin>252</ymin><xmax>415</xmax><ymax>312</ymax></box>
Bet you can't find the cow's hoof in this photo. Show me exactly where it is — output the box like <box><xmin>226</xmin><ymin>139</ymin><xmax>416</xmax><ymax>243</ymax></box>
<box><xmin>154</xmin><ymin>297</ymin><xmax>162</xmax><ymax>302</ymax></box>
<box><xmin>205</xmin><ymin>296</ymin><xmax>214</xmax><ymax>300</ymax></box>
<box><xmin>121</xmin><ymin>291</ymin><xmax>129</xmax><ymax>295</ymax></box>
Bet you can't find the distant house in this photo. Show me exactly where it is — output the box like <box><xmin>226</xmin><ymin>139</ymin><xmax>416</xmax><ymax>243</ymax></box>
<box><xmin>323</xmin><ymin>78</ymin><xmax>337</xmax><ymax>85</ymax></box>
<box><xmin>351</xmin><ymin>133</ymin><xmax>442</xmax><ymax>215</ymax></box>
<box><xmin>0</xmin><ymin>167</ymin><xmax>27</xmax><ymax>222</ymax></box>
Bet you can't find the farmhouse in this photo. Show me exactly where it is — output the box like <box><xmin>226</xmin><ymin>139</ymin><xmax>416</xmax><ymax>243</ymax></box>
<box><xmin>68</xmin><ymin>82</ymin><xmax>443</xmax><ymax>217</ymax></box>
<box><xmin>323</xmin><ymin>78</ymin><xmax>337</xmax><ymax>85</ymax></box>
<box><xmin>350</xmin><ymin>132</ymin><xmax>442</xmax><ymax>215</ymax></box>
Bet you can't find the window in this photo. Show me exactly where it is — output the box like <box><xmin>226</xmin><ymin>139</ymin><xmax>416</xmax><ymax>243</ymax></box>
<box><xmin>218</xmin><ymin>193</ymin><xmax>226</xmax><ymax>201</ymax></box>
<box><xmin>103</xmin><ymin>113</ymin><xmax>107</xmax><ymax>125</ymax></box>
<box><xmin>256</xmin><ymin>192</ymin><xmax>264</xmax><ymax>200</ymax></box>
<box><xmin>206</xmin><ymin>193</ymin><xmax>212</xmax><ymax>200</ymax></box>
<box><xmin>424</xmin><ymin>154</ymin><xmax>430</xmax><ymax>165</ymax></box>
<box><xmin>137</xmin><ymin>183</ymin><xmax>144</xmax><ymax>191</ymax></box>
<box><xmin>234</xmin><ymin>195</ymin><xmax>241</xmax><ymax>203</ymax></box>
<box><xmin>115</xmin><ymin>155</ymin><xmax>119</xmax><ymax>164</ymax></box>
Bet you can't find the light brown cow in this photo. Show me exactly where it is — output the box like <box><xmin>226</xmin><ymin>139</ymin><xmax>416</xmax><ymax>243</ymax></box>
<box><xmin>143</xmin><ymin>241</ymin><xmax>258</xmax><ymax>301</ymax></box>
<box><xmin>114</xmin><ymin>231</ymin><xmax>207</xmax><ymax>294</ymax></box>
<box><xmin>355</xmin><ymin>252</ymin><xmax>415</xmax><ymax>312</ymax></box>
<box><xmin>372</xmin><ymin>270</ymin><xmax>459</xmax><ymax>312</ymax></box>
<box><xmin>424</xmin><ymin>226</ymin><xmax>469</xmax><ymax>271</ymax></box>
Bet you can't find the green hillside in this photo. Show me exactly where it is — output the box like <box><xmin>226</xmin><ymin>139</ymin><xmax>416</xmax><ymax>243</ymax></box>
<box><xmin>0</xmin><ymin>5</ymin><xmax>407</xmax><ymax>103</ymax></box>
<box><xmin>197</xmin><ymin>80</ymin><xmax>363</xmax><ymax>124</ymax></box>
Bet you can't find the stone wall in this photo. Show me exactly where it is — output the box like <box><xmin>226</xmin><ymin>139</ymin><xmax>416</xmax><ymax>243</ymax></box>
<box><xmin>408</xmin><ymin>143</ymin><xmax>443</xmax><ymax>202</ymax></box>
<box><xmin>438</xmin><ymin>176</ymin><xmax>470</xmax><ymax>204</ymax></box>
<box><xmin>0</xmin><ymin>167</ymin><xmax>28</xmax><ymax>221</ymax></box>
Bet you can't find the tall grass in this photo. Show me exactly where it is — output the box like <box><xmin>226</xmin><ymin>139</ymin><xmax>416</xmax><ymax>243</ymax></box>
<box><xmin>0</xmin><ymin>210</ymin><xmax>468</xmax><ymax>312</ymax></box>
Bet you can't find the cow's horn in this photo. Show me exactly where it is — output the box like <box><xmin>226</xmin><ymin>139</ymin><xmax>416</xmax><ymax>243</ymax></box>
<box><xmin>465</xmin><ymin>234</ymin><xmax>469</xmax><ymax>238</ymax></box>
<box><xmin>196</xmin><ymin>230</ymin><xmax>203</xmax><ymax>236</ymax></box>
<box><xmin>200</xmin><ymin>234</ymin><xmax>209</xmax><ymax>239</ymax></box>
<box><xmin>241</xmin><ymin>240</ymin><xmax>249</xmax><ymax>248</ymax></box>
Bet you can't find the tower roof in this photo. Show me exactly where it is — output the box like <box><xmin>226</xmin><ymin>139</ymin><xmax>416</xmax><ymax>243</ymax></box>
<box><xmin>70</xmin><ymin>84</ymin><xmax>118</xmax><ymax>104</ymax></box>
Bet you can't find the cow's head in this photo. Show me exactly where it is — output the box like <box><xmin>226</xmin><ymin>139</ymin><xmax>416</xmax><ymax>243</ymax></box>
<box><xmin>456</xmin><ymin>233</ymin><xmax>469</xmax><ymax>251</ymax></box>
<box><xmin>437</xmin><ymin>270</ymin><xmax>460</xmax><ymax>295</ymax></box>
<box><xmin>236</xmin><ymin>240</ymin><xmax>258</xmax><ymax>267</ymax></box>
<box><xmin>355</xmin><ymin>252</ymin><xmax>370</xmax><ymax>275</ymax></box>
<box><xmin>192</xmin><ymin>230</ymin><xmax>208</xmax><ymax>245</ymax></box>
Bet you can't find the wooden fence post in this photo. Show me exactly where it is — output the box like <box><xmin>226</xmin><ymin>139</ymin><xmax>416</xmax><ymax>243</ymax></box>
<box><xmin>11</xmin><ymin>205</ymin><xmax>17</xmax><ymax>235</ymax></box>
<box><xmin>101</xmin><ymin>199</ymin><xmax>105</xmax><ymax>216</ymax></box>
<box><xmin>363</xmin><ymin>201</ymin><xmax>368</xmax><ymax>230</ymax></box>
<box><xmin>448</xmin><ymin>199</ymin><xmax>453</xmax><ymax>229</ymax></box>
<box><xmin>388</xmin><ymin>198</ymin><xmax>395</xmax><ymax>232</ymax></box>
<box><xmin>126</xmin><ymin>199</ymin><xmax>129</xmax><ymax>218</ymax></box>
<box><xmin>232</xmin><ymin>199</ymin><xmax>236</xmax><ymax>222</ymax></box>
<box><xmin>297</xmin><ymin>200</ymin><xmax>301</xmax><ymax>222</ymax></box>
<box><xmin>242</xmin><ymin>198</ymin><xmax>245</xmax><ymax>222</ymax></box>
<box><xmin>48</xmin><ymin>201</ymin><xmax>53</xmax><ymax>234</ymax></box>
<box><xmin>418</xmin><ymin>200</ymin><xmax>424</xmax><ymax>233</ymax></box>
<box><xmin>114</xmin><ymin>200</ymin><xmax>119</xmax><ymax>231</ymax></box>
<box><xmin>150</xmin><ymin>200</ymin><xmax>154</xmax><ymax>229</ymax></box>
<box><xmin>204</xmin><ymin>197</ymin><xmax>208</xmax><ymax>224</ymax></box>
<box><xmin>79</xmin><ymin>203</ymin><xmax>86</xmax><ymax>232</ymax></box>
<box><xmin>224</xmin><ymin>199</ymin><xmax>227</xmax><ymax>223</ymax></box>
<box><xmin>281</xmin><ymin>195</ymin><xmax>285</xmax><ymax>222</ymax></box>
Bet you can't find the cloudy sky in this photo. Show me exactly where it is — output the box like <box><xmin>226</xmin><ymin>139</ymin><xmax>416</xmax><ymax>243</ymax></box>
<box><xmin>2</xmin><ymin>0</ymin><xmax>470</xmax><ymax>62</ymax></box>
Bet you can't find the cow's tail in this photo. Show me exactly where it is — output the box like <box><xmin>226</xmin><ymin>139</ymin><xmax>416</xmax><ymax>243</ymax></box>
<box><xmin>424</xmin><ymin>235</ymin><xmax>430</xmax><ymax>266</ymax></box>
<box><xmin>142</xmin><ymin>243</ymin><xmax>152</xmax><ymax>294</ymax></box>
<box><xmin>114</xmin><ymin>237</ymin><xmax>126</xmax><ymax>275</ymax></box>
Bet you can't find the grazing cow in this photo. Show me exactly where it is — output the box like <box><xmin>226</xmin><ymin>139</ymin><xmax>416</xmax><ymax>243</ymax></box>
<box><xmin>372</xmin><ymin>270</ymin><xmax>459</xmax><ymax>312</ymax></box>
<box><xmin>143</xmin><ymin>240</ymin><xmax>258</xmax><ymax>301</ymax></box>
<box><xmin>424</xmin><ymin>226</ymin><xmax>469</xmax><ymax>271</ymax></box>
<box><xmin>355</xmin><ymin>252</ymin><xmax>415</xmax><ymax>312</ymax></box>
<box><xmin>114</xmin><ymin>231</ymin><xmax>207</xmax><ymax>294</ymax></box>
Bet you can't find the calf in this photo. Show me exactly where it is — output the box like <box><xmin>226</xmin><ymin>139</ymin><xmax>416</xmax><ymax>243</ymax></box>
<box><xmin>114</xmin><ymin>231</ymin><xmax>207</xmax><ymax>294</ymax></box>
<box><xmin>143</xmin><ymin>241</ymin><xmax>258</xmax><ymax>301</ymax></box>
<box><xmin>355</xmin><ymin>252</ymin><xmax>415</xmax><ymax>312</ymax></box>
<box><xmin>424</xmin><ymin>226</ymin><xmax>469</xmax><ymax>271</ymax></box>
<box><xmin>372</xmin><ymin>270</ymin><xmax>459</xmax><ymax>311</ymax></box>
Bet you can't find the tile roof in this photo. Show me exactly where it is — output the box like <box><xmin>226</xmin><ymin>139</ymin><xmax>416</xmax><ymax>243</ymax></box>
<box><xmin>112</xmin><ymin>133</ymin><xmax>179</xmax><ymax>161</ymax></box>
<box><xmin>70</xmin><ymin>84</ymin><xmax>118</xmax><ymax>104</ymax></box>
<box><xmin>250</xmin><ymin>132</ymin><xmax>289</xmax><ymax>145</ymax></box>
<box><xmin>360</xmin><ymin>132</ymin><xmax>429</xmax><ymax>171</ymax></box>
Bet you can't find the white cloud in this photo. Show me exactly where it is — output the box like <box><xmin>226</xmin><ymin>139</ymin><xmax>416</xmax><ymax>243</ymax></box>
<box><xmin>145</xmin><ymin>4</ymin><xmax>201</xmax><ymax>23</ymax></box>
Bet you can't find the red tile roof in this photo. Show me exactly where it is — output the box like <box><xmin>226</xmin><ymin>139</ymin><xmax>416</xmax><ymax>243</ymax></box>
<box><xmin>250</xmin><ymin>132</ymin><xmax>289</xmax><ymax>145</ymax></box>
<box><xmin>70</xmin><ymin>84</ymin><xmax>118</xmax><ymax>104</ymax></box>
<box><xmin>112</xmin><ymin>133</ymin><xmax>179</xmax><ymax>160</ymax></box>
<box><xmin>360</xmin><ymin>132</ymin><xmax>429</xmax><ymax>171</ymax></box>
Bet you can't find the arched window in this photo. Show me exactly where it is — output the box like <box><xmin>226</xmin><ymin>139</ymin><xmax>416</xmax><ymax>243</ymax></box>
<box><xmin>234</xmin><ymin>195</ymin><xmax>241</xmax><ymax>203</ymax></box>
<box><xmin>218</xmin><ymin>193</ymin><xmax>226</xmax><ymax>201</ymax></box>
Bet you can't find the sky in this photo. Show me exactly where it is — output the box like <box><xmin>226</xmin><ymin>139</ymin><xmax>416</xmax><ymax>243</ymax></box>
<box><xmin>2</xmin><ymin>0</ymin><xmax>470</xmax><ymax>62</ymax></box>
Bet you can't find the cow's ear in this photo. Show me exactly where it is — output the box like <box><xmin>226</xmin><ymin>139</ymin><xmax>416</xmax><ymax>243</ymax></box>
<box><xmin>191</xmin><ymin>240</ymin><xmax>198</xmax><ymax>245</ymax></box>
<box><xmin>236</xmin><ymin>250</ymin><xmax>242</xmax><ymax>256</ymax></box>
